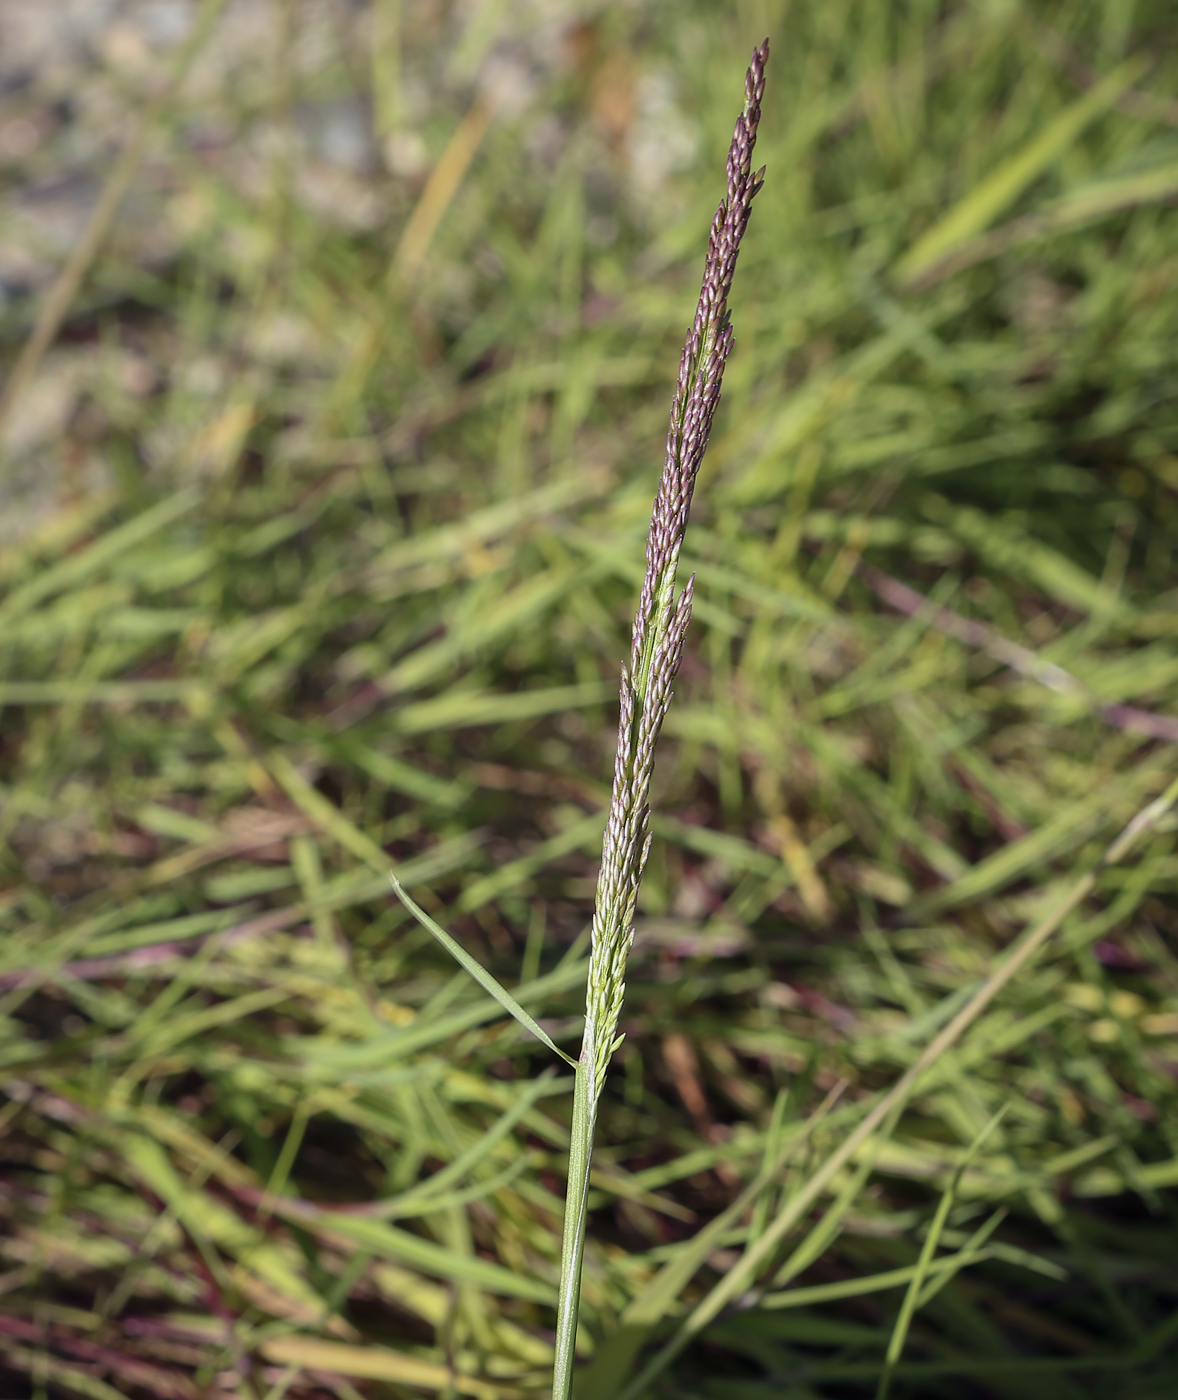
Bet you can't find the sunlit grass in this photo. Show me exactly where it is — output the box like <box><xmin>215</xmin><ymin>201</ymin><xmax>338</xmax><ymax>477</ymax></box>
<box><xmin>2</xmin><ymin>2</ymin><xmax>1178</xmax><ymax>1398</ymax></box>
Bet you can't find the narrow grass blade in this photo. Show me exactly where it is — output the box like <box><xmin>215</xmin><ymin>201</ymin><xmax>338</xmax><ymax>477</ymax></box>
<box><xmin>259</xmin><ymin>1335</ymin><xmax>515</xmax><ymax>1399</ymax></box>
<box><xmin>615</xmin><ymin>776</ymin><xmax>1178</xmax><ymax>1399</ymax></box>
<box><xmin>911</xmin><ymin>156</ymin><xmax>1178</xmax><ymax>286</ymax></box>
<box><xmin>759</xmin><ymin>1245</ymin><xmax>994</xmax><ymax>1310</ymax></box>
<box><xmin>916</xmin><ymin>1208</ymin><xmax>1010</xmax><ymax>1308</ymax></box>
<box><xmin>292</xmin><ymin>1209</ymin><xmax>557</xmax><ymax>1304</ymax></box>
<box><xmin>0</xmin><ymin>1345</ymin><xmax>129</xmax><ymax>1400</ymax></box>
<box><xmin>895</xmin><ymin>58</ymin><xmax>1145</xmax><ymax>286</ymax></box>
<box><xmin>374</xmin><ymin>1067</ymin><xmax>560</xmax><ymax>1219</ymax></box>
<box><xmin>393</xmin><ymin>681</ymin><xmax>612</xmax><ymax>734</ymax></box>
<box><xmin>390</xmin><ymin>875</ymin><xmax>577</xmax><ymax>1067</ymax></box>
<box><xmin>270</xmin><ymin>751</ymin><xmax>391</xmax><ymax>872</ymax></box>
<box><xmin>295</xmin><ymin>957</ymin><xmax>587</xmax><ymax>1076</ymax></box>
<box><xmin>877</xmin><ymin>1106</ymin><xmax>1009</xmax><ymax>1399</ymax></box>
<box><xmin>767</xmin><ymin>1104</ymin><xmax>903</xmax><ymax>1293</ymax></box>
<box><xmin>575</xmin><ymin>1083</ymin><xmax>842</xmax><ymax>1400</ymax></box>
<box><xmin>0</xmin><ymin>488</ymin><xmax>200</xmax><ymax>628</ymax></box>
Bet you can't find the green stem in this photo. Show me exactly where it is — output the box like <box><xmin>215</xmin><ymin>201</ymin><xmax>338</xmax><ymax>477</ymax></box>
<box><xmin>552</xmin><ymin>1047</ymin><xmax>598</xmax><ymax>1400</ymax></box>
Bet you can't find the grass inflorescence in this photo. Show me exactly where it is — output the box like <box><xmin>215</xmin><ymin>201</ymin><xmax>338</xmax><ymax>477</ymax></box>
<box><xmin>555</xmin><ymin>43</ymin><xmax>767</xmax><ymax>1396</ymax></box>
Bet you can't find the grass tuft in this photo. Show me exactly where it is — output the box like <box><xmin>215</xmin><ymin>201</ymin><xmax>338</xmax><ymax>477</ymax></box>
<box><xmin>3</xmin><ymin>3</ymin><xmax>1178</xmax><ymax>1399</ymax></box>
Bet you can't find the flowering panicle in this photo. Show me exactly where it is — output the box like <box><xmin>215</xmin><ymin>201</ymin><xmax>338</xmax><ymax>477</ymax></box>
<box><xmin>583</xmin><ymin>39</ymin><xmax>768</xmax><ymax>1101</ymax></box>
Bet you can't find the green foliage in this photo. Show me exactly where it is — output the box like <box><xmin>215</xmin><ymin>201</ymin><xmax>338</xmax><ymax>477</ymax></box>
<box><xmin>2</xmin><ymin>1</ymin><xmax>1178</xmax><ymax>1398</ymax></box>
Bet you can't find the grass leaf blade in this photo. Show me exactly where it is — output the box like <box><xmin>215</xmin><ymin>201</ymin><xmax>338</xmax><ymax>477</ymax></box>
<box><xmin>390</xmin><ymin>874</ymin><xmax>577</xmax><ymax>1067</ymax></box>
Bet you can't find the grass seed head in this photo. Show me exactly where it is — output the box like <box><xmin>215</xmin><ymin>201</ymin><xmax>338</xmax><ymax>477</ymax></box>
<box><xmin>585</xmin><ymin>39</ymin><xmax>769</xmax><ymax>1097</ymax></box>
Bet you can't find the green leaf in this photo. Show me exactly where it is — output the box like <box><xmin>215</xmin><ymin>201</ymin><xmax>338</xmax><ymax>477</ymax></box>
<box><xmin>895</xmin><ymin>58</ymin><xmax>1146</xmax><ymax>286</ymax></box>
<box><xmin>293</xmin><ymin>1207</ymin><xmax>558</xmax><ymax>1304</ymax></box>
<box><xmin>390</xmin><ymin>874</ymin><xmax>578</xmax><ymax>1067</ymax></box>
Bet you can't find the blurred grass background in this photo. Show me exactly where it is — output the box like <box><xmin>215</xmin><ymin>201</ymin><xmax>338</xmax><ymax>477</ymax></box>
<box><xmin>2</xmin><ymin>0</ymin><xmax>1178</xmax><ymax>1396</ymax></box>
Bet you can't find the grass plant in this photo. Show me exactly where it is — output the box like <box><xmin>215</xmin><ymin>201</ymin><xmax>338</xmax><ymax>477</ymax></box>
<box><xmin>395</xmin><ymin>45</ymin><xmax>769</xmax><ymax>1398</ymax></box>
<box><xmin>3</xmin><ymin>3</ymin><xmax>1178</xmax><ymax>1399</ymax></box>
